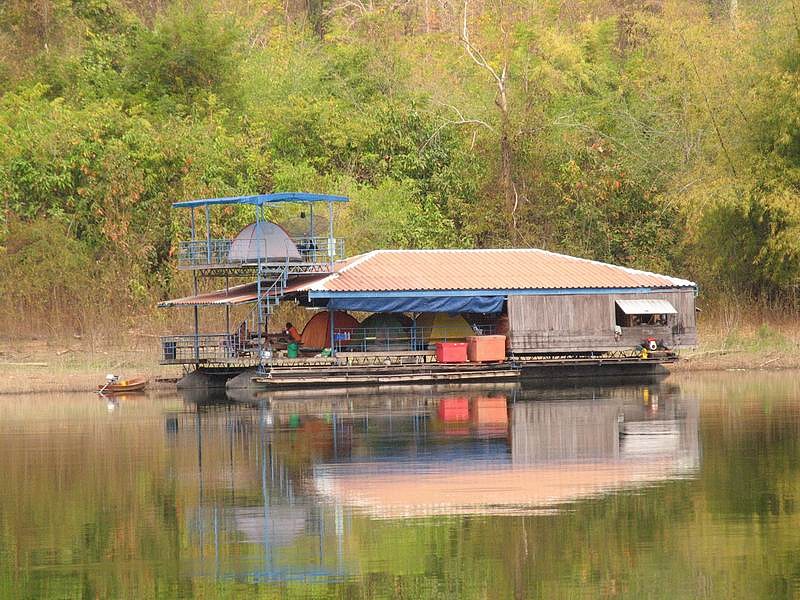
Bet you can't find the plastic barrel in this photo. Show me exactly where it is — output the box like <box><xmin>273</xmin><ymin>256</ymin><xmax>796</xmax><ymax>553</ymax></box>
<box><xmin>287</xmin><ymin>342</ymin><xmax>299</xmax><ymax>358</ymax></box>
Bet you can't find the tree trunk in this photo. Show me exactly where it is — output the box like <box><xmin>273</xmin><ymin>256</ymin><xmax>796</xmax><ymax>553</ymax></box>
<box><xmin>496</xmin><ymin>71</ymin><xmax>516</xmax><ymax>240</ymax></box>
<box><xmin>308</xmin><ymin>0</ymin><xmax>326</xmax><ymax>39</ymax></box>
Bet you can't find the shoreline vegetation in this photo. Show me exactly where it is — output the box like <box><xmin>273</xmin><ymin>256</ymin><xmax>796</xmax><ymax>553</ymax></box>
<box><xmin>2</xmin><ymin>2</ymin><xmax>800</xmax><ymax>393</ymax></box>
<box><xmin>2</xmin><ymin>317</ymin><xmax>798</xmax><ymax>394</ymax></box>
<box><xmin>3</xmin><ymin>1</ymin><xmax>800</xmax><ymax>347</ymax></box>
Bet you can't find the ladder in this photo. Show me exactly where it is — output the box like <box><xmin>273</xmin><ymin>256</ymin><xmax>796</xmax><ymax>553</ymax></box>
<box><xmin>231</xmin><ymin>261</ymin><xmax>290</xmax><ymax>371</ymax></box>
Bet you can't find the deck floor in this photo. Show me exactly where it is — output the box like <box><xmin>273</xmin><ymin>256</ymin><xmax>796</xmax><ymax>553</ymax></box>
<box><xmin>250</xmin><ymin>354</ymin><xmax>672</xmax><ymax>389</ymax></box>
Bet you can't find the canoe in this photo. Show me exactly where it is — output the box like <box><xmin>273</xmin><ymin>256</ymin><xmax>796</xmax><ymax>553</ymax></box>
<box><xmin>98</xmin><ymin>376</ymin><xmax>148</xmax><ymax>393</ymax></box>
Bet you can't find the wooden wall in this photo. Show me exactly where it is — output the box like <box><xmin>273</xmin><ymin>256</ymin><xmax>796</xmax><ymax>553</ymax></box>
<box><xmin>507</xmin><ymin>289</ymin><xmax>697</xmax><ymax>354</ymax></box>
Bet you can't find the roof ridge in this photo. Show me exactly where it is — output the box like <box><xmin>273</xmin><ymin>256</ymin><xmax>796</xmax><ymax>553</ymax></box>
<box><xmin>362</xmin><ymin>248</ymin><xmax>694</xmax><ymax>287</ymax></box>
<box><xmin>368</xmin><ymin>248</ymin><xmax>546</xmax><ymax>253</ymax></box>
<box><xmin>531</xmin><ymin>247</ymin><xmax>696</xmax><ymax>287</ymax></box>
<box><xmin>297</xmin><ymin>250</ymin><xmax>378</xmax><ymax>293</ymax></box>
<box><xmin>337</xmin><ymin>249</ymin><xmax>381</xmax><ymax>273</ymax></box>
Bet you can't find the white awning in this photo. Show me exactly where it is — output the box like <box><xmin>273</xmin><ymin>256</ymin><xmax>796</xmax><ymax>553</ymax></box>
<box><xmin>615</xmin><ymin>299</ymin><xmax>677</xmax><ymax>315</ymax></box>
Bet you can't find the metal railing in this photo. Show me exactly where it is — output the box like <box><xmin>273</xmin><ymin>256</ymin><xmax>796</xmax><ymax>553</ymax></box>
<box><xmin>333</xmin><ymin>325</ymin><xmax>496</xmax><ymax>353</ymax></box>
<box><xmin>161</xmin><ymin>324</ymin><xmax>500</xmax><ymax>363</ymax></box>
<box><xmin>176</xmin><ymin>237</ymin><xmax>345</xmax><ymax>269</ymax></box>
<box><xmin>160</xmin><ymin>334</ymin><xmax>253</xmax><ymax>364</ymax></box>
<box><xmin>162</xmin><ymin>274</ymin><xmax>288</xmax><ymax>365</ymax></box>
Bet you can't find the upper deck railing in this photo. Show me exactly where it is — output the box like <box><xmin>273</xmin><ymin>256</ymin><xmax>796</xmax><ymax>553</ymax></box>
<box><xmin>176</xmin><ymin>237</ymin><xmax>345</xmax><ymax>271</ymax></box>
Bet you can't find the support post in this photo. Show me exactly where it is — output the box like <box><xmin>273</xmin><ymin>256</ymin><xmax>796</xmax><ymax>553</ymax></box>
<box><xmin>328</xmin><ymin>201</ymin><xmax>334</xmax><ymax>271</ymax></box>
<box><xmin>256</xmin><ymin>204</ymin><xmax>264</xmax><ymax>371</ymax></box>
<box><xmin>205</xmin><ymin>204</ymin><xmax>212</xmax><ymax>264</ymax></box>
<box><xmin>191</xmin><ymin>208</ymin><xmax>200</xmax><ymax>365</ymax></box>
<box><xmin>224</xmin><ymin>274</ymin><xmax>230</xmax><ymax>337</ymax></box>
<box><xmin>309</xmin><ymin>202</ymin><xmax>316</xmax><ymax>263</ymax></box>
<box><xmin>329</xmin><ymin>307</ymin><xmax>335</xmax><ymax>357</ymax></box>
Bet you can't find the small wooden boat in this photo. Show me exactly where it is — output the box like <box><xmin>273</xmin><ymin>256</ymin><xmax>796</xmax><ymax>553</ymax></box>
<box><xmin>98</xmin><ymin>376</ymin><xmax>148</xmax><ymax>394</ymax></box>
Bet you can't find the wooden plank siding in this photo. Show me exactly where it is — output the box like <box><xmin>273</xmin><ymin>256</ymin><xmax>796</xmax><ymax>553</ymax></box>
<box><xmin>507</xmin><ymin>289</ymin><xmax>697</xmax><ymax>354</ymax></box>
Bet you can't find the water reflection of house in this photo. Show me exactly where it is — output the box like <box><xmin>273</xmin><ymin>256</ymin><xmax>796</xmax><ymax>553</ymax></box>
<box><xmin>313</xmin><ymin>390</ymin><xmax>700</xmax><ymax>518</ymax></box>
<box><xmin>511</xmin><ymin>401</ymin><xmax>621</xmax><ymax>463</ymax></box>
<box><xmin>173</xmin><ymin>384</ymin><xmax>699</xmax><ymax>578</ymax></box>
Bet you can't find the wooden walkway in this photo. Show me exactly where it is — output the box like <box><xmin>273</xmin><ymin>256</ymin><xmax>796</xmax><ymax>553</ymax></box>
<box><xmin>254</xmin><ymin>362</ymin><xmax>518</xmax><ymax>388</ymax></box>
<box><xmin>251</xmin><ymin>353</ymin><xmax>673</xmax><ymax>389</ymax></box>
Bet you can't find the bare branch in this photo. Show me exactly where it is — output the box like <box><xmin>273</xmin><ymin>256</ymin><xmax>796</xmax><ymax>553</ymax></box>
<box><xmin>460</xmin><ymin>0</ymin><xmax>503</xmax><ymax>86</ymax></box>
<box><xmin>420</xmin><ymin>115</ymin><xmax>495</xmax><ymax>153</ymax></box>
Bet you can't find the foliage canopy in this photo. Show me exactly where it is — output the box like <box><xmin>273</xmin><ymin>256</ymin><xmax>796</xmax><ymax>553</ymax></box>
<box><xmin>1</xmin><ymin>0</ymin><xmax>799</xmax><ymax>331</ymax></box>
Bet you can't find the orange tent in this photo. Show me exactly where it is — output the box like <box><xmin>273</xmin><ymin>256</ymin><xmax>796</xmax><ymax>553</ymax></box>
<box><xmin>300</xmin><ymin>311</ymin><xmax>360</xmax><ymax>349</ymax></box>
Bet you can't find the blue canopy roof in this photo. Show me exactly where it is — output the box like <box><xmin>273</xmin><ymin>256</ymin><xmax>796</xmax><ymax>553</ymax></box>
<box><xmin>324</xmin><ymin>294</ymin><xmax>505</xmax><ymax>314</ymax></box>
<box><xmin>172</xmin><ymin>192</ymin><xmax>349</xmax><ymax>209</ymax></box>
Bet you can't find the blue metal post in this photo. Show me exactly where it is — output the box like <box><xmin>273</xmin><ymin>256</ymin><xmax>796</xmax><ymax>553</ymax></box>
<box><xmin>328</xmin><ymin>200</ymin><xmax>336</xmax><ymax>357</ymax></box>
<box><xmin>309</xmin><ymin>203</ymin><xmax>317</xmax><ymax>264</ymax></box>
<box><xmin>256</xmin><ymin>205</ymin><xmax>263</xmax><ymax>371</ymax></box>
<box><xmin>204</xmin><ymin>204</ymin><xmax>212</xmax><ymax>264</ymax></box>
<box><xmin>191</xmin><ymin>208</ymin><xmax>200</xmax><ymax>365</ymax></box>
<box><xmin>328</xmin><ymin>200</ymin><xmax>334</xmax><ymax>271</ymax></box>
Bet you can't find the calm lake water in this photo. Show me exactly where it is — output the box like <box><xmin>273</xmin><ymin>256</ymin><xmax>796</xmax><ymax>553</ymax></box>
<box><xmin>2</xmin><ymin>372</ymin><xmax>800</xmax><ymax>599</ymax></box>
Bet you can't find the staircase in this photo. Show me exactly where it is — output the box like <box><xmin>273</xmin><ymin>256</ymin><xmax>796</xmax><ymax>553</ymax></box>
<box><xmin>231</xmin><ymin>263</ymin><xmax>290</xmax><ymax>368</ymax></box>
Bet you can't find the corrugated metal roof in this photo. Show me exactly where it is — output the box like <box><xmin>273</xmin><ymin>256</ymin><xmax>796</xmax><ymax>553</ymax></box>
<box><xmin>159</xmin><ymin>249</ymin><xmax>695</xmax><ymax>307</ymax></box>
<box><xmin>159</xmin><ymin>282</ymin><xmax>258</xmax><ymax>307</ymax></box>
<box><xmin>302</xmin><ymin>249</ymin><xmax>696</xmax><ymax>293</ymax></box>
<box><xmin>616</xmin><ymin>299</ymin><xmax>678</xmax><ymax>315</ymax></box>
<box><xmin>159</xmin><ymin>276</ymin><xmax>324</xmax><ymax>307</ymax></box>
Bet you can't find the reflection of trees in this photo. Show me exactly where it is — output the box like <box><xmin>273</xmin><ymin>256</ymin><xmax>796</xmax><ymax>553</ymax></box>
<box><xmin>5</xmin><ymin>379</ymin><xmax>800</xmax><ymax>597</ymax></box>
<box><xmin>0</xmin><ymin>397</ymin><xmax>187</xmax><ymax>597</ymax></box>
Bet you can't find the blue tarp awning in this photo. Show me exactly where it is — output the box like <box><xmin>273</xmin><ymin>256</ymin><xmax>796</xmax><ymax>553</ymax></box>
<box><xmin>325</xmin><ymin>295</ymin><xmax>504</xmax><ymax>314</ymax></box>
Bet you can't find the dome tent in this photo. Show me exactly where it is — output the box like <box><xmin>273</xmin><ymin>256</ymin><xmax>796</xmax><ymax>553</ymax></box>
<box><xmin>350</xmin><ymin>313</ymin><xmax>413</xmax><ymax>351</ymax></box>
<box><xmin>228</xmin><ymin>222</ymin><xmax>302</xmax><ymax>263</ymax></box>
<box><xmin>416</xmin><ymin>313</ymin><xmax>474</xmax><ymax>345</ymax></box>
<box><xmin>300</xmin><ymin>311</ymin><xmax>360</xmax><ymax>350</ymax></box>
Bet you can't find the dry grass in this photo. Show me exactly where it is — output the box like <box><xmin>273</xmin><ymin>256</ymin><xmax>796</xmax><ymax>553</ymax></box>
<box><xmin>0</xmin><ymin>334</ymin><xmax>183</xmax><ymax>394</ymax></box>
<box><xmin>2</xmin><ymin>301</ymin><xmax>800</xmax><ymax>392</ymax></box>
<box><xmin>673</xmin><ymin>302</ymin><xmax>800</xmax><ymax>372</ymax></box>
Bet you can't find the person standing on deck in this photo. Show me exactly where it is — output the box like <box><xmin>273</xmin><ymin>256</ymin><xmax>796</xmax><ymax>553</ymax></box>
<box><xmin>285</xmin><ymin>322</ymin><xmax>302</xmax><ymax>342</ymax></box>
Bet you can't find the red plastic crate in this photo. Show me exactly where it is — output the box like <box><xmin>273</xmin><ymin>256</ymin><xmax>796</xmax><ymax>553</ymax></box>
<box><xmin>435</xmin><ymin>342</ymin><xmax>468</xmax><ymax>363</ymax></box>
<box><xmin>438</xmin><ymin>397</ymin><xmax>469</xmax><ymax>422</ymax></box>
<box><xmin>466</xmin><ymin>335</ymin><xmax>507</xmax><ymax>362</ymax></box>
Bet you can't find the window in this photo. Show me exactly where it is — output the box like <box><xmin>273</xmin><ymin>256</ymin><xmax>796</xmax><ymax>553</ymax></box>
<box><xmin>615</xmin><ymin>299</ymin><xmax>677</xmax><ymax>328</ymax></box>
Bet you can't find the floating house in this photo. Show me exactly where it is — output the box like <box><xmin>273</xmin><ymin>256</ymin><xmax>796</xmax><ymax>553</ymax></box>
<box><xmin>159</xmin><ymin>193</ymin><xmax>697</xmax><ymax>389</ymax></box>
